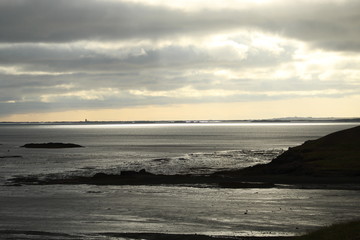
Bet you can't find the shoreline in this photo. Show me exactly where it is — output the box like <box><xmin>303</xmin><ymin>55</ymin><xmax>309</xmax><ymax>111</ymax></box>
<box><xmin>0</xmin><ymin>230</ymin><xmax>294</xmax><ymax>240</ymax></box>
<box><xmin>8</xmin><ymin>169</ymin><xmax>360</xmax><ymax>190</ymax></box>
<box><xmin>100</xmin><ymin>232</ymin><xmax>293</xmax><ymax>240</ymax></box>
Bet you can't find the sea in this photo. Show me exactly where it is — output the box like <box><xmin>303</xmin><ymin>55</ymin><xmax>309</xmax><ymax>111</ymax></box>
<box><xmin>0</xmin><ymin>122</ymin><xmax>359</xmax><ymax>239</ymax></box>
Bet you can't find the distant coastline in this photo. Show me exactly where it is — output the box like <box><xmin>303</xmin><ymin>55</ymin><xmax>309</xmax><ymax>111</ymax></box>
<box><xmin>1</xmin><ymin>117</ymin><xmax>360</xmax><ymax>125</ymax></box>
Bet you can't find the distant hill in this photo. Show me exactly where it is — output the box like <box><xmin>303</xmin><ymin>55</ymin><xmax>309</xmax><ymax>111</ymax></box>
<box><xmin>250</xmin><ymin>117</ymin><xmax>360</xmax><ymax>123</ymax></box>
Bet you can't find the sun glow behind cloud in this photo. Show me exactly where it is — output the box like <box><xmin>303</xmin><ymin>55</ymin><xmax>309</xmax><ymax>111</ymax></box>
<box><xmin>119</xmin><ymin>0</ymin><xmax>275</xmax><ymax>11</ymax></box>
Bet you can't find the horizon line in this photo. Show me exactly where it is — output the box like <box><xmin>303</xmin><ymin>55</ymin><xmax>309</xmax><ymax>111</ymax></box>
<box><xmin>1</xmin><ymin>117</ymin><xmax>360</xmax><ymax>124</ymax></box>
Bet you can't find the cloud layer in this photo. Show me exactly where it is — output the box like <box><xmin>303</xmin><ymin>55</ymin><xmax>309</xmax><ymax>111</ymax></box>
<box><xmin>0</xmin><ymin>0</ymin><xmax>359</xmax><ymax>119</ymax></box>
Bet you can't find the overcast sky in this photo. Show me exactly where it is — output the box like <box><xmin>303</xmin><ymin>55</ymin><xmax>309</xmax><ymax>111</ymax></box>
<box><xmin>0</xmin><ymin>0</ymin><xmax>359</xmax><ymax>121</ymax></box>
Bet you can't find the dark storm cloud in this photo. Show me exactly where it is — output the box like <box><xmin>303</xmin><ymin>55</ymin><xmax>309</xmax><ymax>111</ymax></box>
<box><xmin>1</xmin><ymin>0</ymin><xmax>359</xmax><ymax>52</ymax></box>
<box><xmin>0</xmin><ymin>0</ymin><xmax>203</xmax><ymax>42</ymax></box>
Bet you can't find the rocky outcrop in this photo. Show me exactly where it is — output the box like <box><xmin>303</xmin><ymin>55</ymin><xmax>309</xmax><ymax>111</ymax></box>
<box><xmin>215</xmin><ymin>126</ymin><xmax>360</xmax><ymax>185</ymax></box>
<box><xmin>248</xmin><ymin>125</ymin><xmax>360</xmax><ymax>177</ymax></box>
<box><xmin>9</xmin><ymin>169</ymin><xmax>274</xmax><ymax>188</ymax></box>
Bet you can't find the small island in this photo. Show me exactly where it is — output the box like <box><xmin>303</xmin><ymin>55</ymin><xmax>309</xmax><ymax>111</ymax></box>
<box><xmin>21</xmin><ymin>142</ymin><xmax>84</xmax><ymax>148</ymax></box>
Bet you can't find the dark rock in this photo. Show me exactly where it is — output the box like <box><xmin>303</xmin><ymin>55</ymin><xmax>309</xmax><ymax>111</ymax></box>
<box><xmin>152</xmin><ymin>158</ymin><xmax>171</xmax><ymax>162</ymax></box>
<box><xmin>92</xmin><ymin>169</ymin><xmax>153</xmax><ymax>179</ymax></box>
<box><xmin>121</xmin><ymin>169</ymin><xmax>153</xmax><ymax>176</ymax></box>
<box><xmin>120</xmin><ymin>170</ymin><xmax>140</xmax><ymax>176</ymax></box>
<box><xmin>0</xmin><ymin>155</ymin><xmax>22</xmax><ymax>159</ymax></box>
<box><xmin>92</xmin><ymin>172</ymin><xmax>111</xmax><ymax>179</ymax></box>
<box><xmin>21</xmin><ymin>142</ymin><xmax>83</xmax><ymax>148</ymax></box>
<box><xmin>218</xmin><ymin>181</ymin><xmax>275</xmax><ymax>188</ymax></box>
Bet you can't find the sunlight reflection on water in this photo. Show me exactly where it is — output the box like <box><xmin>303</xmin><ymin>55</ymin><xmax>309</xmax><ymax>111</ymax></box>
<box><xmin>19</xmin><ymin>122</ymin><xmax>359</xmax><ymax>129</ymax></box>
<box><xmin>1</xmin><ymin>123</ymin><xmax>359</xmax><ymax>239</ymax></box>
<box><xmin>0</xmin><ymin>185</ymin><xmax>359</xmax><ymax>238</ymax></box>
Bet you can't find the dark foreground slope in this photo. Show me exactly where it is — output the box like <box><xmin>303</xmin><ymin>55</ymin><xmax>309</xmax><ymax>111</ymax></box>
<box><xmin>217</xmin><ymin>125</ymin><xmax>360</xmax><ymax>185</ymax></box>
<box><xmin>293</xmin><ymin>219</ymin><xmax>360</xmax><ymax>240</ymax></box>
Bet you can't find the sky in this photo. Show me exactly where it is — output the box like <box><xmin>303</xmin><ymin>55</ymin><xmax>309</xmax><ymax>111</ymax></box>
<box><xmin>0</xmin><ymin>0</ymin><xmax>359</xmax><ymax>121</ymax></box>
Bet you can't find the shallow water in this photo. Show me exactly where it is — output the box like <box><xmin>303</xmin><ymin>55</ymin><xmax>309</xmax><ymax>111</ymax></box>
<box><xmin>0</xmin><ymin>122</ymin><xmax>359</xmax><ymax>238</ymax></box>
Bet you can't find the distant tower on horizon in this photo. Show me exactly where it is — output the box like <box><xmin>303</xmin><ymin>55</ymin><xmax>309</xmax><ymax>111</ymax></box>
<box><xmin>85</xmin><ymin>119</ymin><xmax>88</xmax><ymax>123</ymax></box>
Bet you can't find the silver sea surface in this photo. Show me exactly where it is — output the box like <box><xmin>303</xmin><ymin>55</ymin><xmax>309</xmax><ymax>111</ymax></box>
<box><xmin>0</xmin><ymin>122</ymin><xmax>359</xmax><ymax>238</ymax></box>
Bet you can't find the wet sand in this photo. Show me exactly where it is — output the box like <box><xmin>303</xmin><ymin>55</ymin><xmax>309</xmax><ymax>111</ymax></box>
<box><xmin>0</xmin><ymin>230</ymin><xmax>293</xmax><ymax>239</ymax></box>
<box><xmin>2</xmin><ymin>181</ymin><xmax>360</xmax><ymax>239</ymax></box>
<box><xmin>100</xmin><ymin>232</ymin><xmax>293</xmax><ymax>240</ymax></box>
